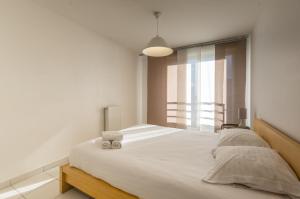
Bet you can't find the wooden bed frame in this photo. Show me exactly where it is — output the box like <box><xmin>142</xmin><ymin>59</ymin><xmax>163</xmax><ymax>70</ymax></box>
<box><xmin>60</xmin><ymin>164</ymin><xmax>138</xmax><ymax>199</ymax></box>
<box><xmin>60</xmin><ymin>118</ymin><xmax>300</xmax><ymax>199</ymax></box>
<box><xmin>253</xmin><ymin>118</ymin><xmax>300</xmax><ymax>178</ymax></box>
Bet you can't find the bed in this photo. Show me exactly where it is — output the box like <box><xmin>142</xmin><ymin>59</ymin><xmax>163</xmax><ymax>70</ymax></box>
<box><xmin>60</xmin><ymin>118</ymin><xmax>300</xmax><ymax>199</ymax></box>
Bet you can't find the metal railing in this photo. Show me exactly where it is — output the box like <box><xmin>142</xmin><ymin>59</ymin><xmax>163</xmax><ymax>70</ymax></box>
<box><xmin>166</xmin><ymin>102</ymin><xmax>225</xmax><ymax>130</ymax></box>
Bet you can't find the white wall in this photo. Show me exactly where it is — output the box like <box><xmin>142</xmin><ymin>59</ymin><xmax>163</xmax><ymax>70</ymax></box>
<box><xmin>0</xmin><ymin>0</ymin><xmax>137</xmax><ymax>182</ymax></box>
<box><xmin>252</xmin><ymin>0</ymin><xmax>300</xmax><ymax>141</ymax></box>
<box><xmin>136</xmin><ymin>56</ymin><xmax>147</xmax><ymax>124</ymax></box>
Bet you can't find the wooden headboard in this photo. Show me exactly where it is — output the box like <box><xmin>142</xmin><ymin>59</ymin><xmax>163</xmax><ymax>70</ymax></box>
<box><xmin>253</xmin><ymin>118</ymin><xmax>300</xmax><ymax>179</ymax></box>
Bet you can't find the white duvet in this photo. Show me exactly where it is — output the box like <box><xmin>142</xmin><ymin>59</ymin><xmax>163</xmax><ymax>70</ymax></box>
<box><xmin>69</xmin><ymin>125</ymin><xmax>288</xmax><ymax>199</ymax></box>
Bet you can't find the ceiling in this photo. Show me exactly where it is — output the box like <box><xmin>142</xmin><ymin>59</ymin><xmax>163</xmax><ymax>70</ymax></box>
<box><xmin>34</xmin><ymin>0</ymin><xmax>261</xmax><ymax>52</ymax></box>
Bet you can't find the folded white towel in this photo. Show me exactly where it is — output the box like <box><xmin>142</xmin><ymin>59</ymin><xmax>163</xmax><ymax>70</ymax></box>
<box><xmin>102</xmin><ymin>140</ymin><xmax>112</xmax><ymax>149</ymax></box>
<box><xmin>102</xmin><ymin>131</ymin><xmax>123</xmax><ymax>141</ymax></box>
<box><xmin>111</xmin><ymin>140</ymin><xmax>122</xmax><ymax>149</ymax></box>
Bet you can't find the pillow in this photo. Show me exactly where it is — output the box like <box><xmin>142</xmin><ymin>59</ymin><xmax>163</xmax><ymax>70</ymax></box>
<box><xmin>218</xmin><ymin>128</ymin><xmax>270</xmax><ymax>148</ymax></box>
<box><xmin>203</xmin><ymin>146</ymin><xmax>300</xmax><ymax>198</ymax></box>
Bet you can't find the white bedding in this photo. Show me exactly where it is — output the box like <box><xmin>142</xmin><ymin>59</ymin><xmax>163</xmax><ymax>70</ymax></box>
<box><xmin>69</xmin><ymin>125</ymin><xmax>288</xmax><ymax>199</ymax></box>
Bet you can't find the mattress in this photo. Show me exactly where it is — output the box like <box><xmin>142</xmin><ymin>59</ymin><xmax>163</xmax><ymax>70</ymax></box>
<box><xmin>69</xmin><ymin>125</ymin><xmax>288</xmax><ymax>199</ymax></box>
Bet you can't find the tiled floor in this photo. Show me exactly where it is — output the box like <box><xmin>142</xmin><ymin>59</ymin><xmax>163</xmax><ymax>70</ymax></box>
<box><xmin>0</xmin><ymin>167</ymin><xmax>91</xmax><ymax>199</ymax></box>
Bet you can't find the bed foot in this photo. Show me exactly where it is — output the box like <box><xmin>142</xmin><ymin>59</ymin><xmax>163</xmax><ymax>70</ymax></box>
<box><xmin>60</xmin><ymin>166</ymin><xmax>73</xmax><ymax>193</ymax></box>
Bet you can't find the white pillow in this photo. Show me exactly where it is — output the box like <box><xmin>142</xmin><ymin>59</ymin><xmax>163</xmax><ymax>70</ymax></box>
<box><xmin>203</xmin><ymin>146</ymin><xmax>300</xmax><ymax>198</ymax></box>
<box><xmin>218</xmin><ymin>128</ymin><xmax>270</xmax><ymax>148</ymax></box>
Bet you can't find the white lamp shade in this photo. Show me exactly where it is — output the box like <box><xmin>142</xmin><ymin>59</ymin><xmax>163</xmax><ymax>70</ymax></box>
<box><xmin>143</xmin><ymin>36</ymin><xmax>173</xmax><ymax>57</ymax></box>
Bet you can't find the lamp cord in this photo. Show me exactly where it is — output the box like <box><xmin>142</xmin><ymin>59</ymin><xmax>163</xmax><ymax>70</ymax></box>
<box><xmin>156</xmin><ymin>16</ymin><xmax>159</xmax><ymax>36</ymax></box>
<box><xmin>154</xmin><ymin>11</ymin><xmax>161</xmax><ymax>36</ymax></box>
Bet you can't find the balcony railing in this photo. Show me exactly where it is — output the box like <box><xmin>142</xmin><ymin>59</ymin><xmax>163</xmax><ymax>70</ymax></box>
<box><xmin>166</xmin><ymin>102</ymin><xmax>225</xmax><ymax>131</ymax></box>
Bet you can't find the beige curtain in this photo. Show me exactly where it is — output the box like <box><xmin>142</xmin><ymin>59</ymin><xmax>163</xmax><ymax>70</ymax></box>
<box><xmin>147</xmin><ymin>53</ymin><xmax>177</xmax><ymax>127</ymax></box>
<box><xmin>215</xmin><ymin>40</ymin><xmax>246</xmax><ymax>124</ymax></box>
<box><xmin>147</xmin><ymin>39</ymin><xmax>246</xmax><ymax>130</ymax></box>
<box><xmin>147</xmin><ymin>57</ymin><xmax>167</xmax><ymax>126</ymax></box>
<box><xmin>215</xmin><ymin>44</ymin><xmax>226</xmax><ymax>128</ymax></box>
<box><xmin>174</xmin><ymin>46</ymin><xmax>216</xmax><ymax>131</ymax></box>
<box><xmin>175</xmin><ymin>50</ymin><xmax>188</xmax><ymax>128</ymax></box>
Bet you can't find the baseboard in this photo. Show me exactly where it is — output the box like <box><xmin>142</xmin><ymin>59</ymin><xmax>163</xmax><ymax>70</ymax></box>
<box><xmin>0</xmin><ymin>157</ymin><xmax>69</xmax><ymax>190</ymax></box>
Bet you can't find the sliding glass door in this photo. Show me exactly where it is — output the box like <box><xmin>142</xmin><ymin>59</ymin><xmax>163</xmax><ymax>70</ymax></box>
<box><xmin>148</xmin><ymin>39</ymin><xmax>246</xmax><ymax>132</ymax></box>
<box><xmin>167</xmin><ymin>45</ymin><xmax>223</xmax><ymax>132</ymax></box>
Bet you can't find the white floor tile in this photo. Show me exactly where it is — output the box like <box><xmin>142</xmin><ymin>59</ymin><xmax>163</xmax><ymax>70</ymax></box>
<box><xmin>12</xmin><ymin>173</ymin><xmax>55</xmax><ymax>196</ymax></box>
<box><xmin>9</xmin><ymin>169</ymin><xmax>90</xmax><ymax>199</ymax></box>
<box><xmin>0</xmin><ymin>186</ymin><xmax>23</xmax><ymax>199</ymax></box>
<box><xmin>22</xmin><ymin>180</ymin><xmax>60</xmax><ymax>199</ymax></box>
<box><xmin>45</xmin><ymin>167</ymin><xmax>59</xmax><ymax>179</ymax></box>
<box><xmin>55</xmin><ymin>189</ymin><xmax>90</xmax><ymax>199</ymax></box>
